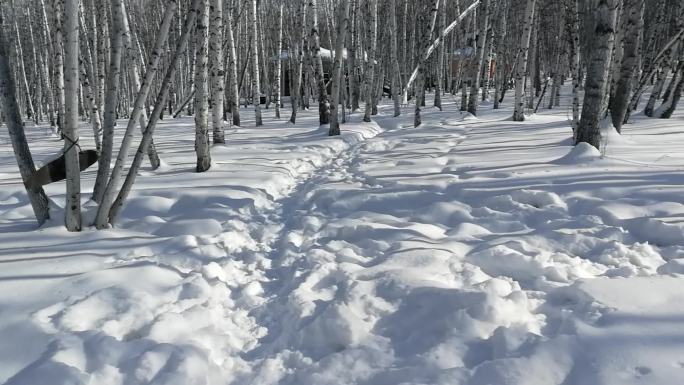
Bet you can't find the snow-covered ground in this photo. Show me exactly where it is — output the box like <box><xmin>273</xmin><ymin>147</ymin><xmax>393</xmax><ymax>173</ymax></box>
<box><xmin>1</xmin><ymin>91</ymin><xmax>684</xmax><ymax>385</ymax></box>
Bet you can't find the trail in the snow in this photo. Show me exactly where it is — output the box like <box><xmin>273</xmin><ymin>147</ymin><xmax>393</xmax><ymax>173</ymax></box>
<box><xmin>238</xmin><ymin>112</ymin><xmax>484</xmax><ymax>384</ymax></box>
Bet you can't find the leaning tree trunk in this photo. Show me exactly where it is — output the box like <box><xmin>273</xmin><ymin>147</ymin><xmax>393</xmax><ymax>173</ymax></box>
<box><xmin>92</xmin><ymin>0</ymin><xmax>125</xmax><ymax>204</ymax></box>
<box><xmin>609</xmin><ymin>0</ymin><xmax>645</xmax><ymax>132</ymax></box>
<box><xmin>108</xmin><ymin>0</ymin><xmax>201</xmax><ymax>226</ymax></box>
<box><xmin>94</xmin><ymin>0</ymin><xmax>176</xmax><ymax>229</ymax></box>
<box><xmin>121</xmin><ymin>4</ymin><xmax>161</xmax><ymax>169</ymax></box>
<box><xmin>576</xmin><ymin>0</ymin><xmax>620</xmax><ymax>149</ymax></box>
<box><xmin>62</xmin><ymin>0</ymin><xmax>81</xmax><ymax>231</ymax></box>
<box><xmin>512</xmin><ymin>0</ymin><xmax>536</xmax><ymax>121</ymax></box>
<box><xmin>0</xmin><ymin>11</ymin><xmax>50</xmax><ymax>225</ymax></box>
<box><xmin>329</xmin><ymin>0</ymin><xmax>350</xmax><ymax>136</ymax></box>
<box><xmin>195</xmin><ymin>0</ymin><xmax>211</xmax><ymax>172</ymax></box>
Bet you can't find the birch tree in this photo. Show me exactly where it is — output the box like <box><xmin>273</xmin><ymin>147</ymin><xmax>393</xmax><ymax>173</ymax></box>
<box><xmin>576</xmin><ymin>0</ymin><xmax>620</xmax><ymax>148</ymax></box>
<box><xmin>94</xmin><ymin>0</ymin><xmax>177</xmax><ymax>229</ymax></box>
<box><xmin>108</xmin><ymin>0</ymin><xmax>202</xmax><ymax>226</ymax></box>
<box><xmin>609</xmin><ymin>0</ymin><xmax>645</xmax><ymax>131</ymax></box>
<box><xmin>210</xmin><ymin>0</ymin><xmax>225</xmax><ymax>143</ymax></box>
<box><xmin>62</xmin><ymin>0</ymin><xmax>80</xmax><ymax>231</ymax></box>
<box><xmin>310</xmin><ymin>0</ymin><xmax>330</xmax><ymax>125</ymax></box>
<box><xmin>467</xmin><ymin>0</ymin><xmax>490</xmax><ymax>116</ymax></box>
<box><xmin>329</xmin><ymin>0</ymin><xmax>350</xmax><ymax>135</ymax></box>
<box><xmin>413</xmin><ymin>0</ymin><xmax>439</xmax><ymax>127</ymax></box>
<box><xmin>251</xmin><ymin>0</ymin><xmax>263</xmax><ymax>126</ymax></box>
<box><xmin>92</xmin><ymin>0</ymin><xmax>125</xmax><ymax>203</ymax></box>
<box><xmin>0</xmin><ymin>10</ymin><xmax>50</xmax><ymax>225</ymax></box>
<box><xmin>275</xmin><ymin>3</ymin><xmax>283</xmax><ymax>119</ymax></box>
<box><xmin>512</xmin><ymin>0</ymin><xmax>535</xmax><ymax>121</ymax></box>
<box><xmin>362</xmin><ymin>0</ymin><xmax>378</xmax><ymax>122</ymax></box>
<box><xmin>195</xmin><ymin>0</ymin><xmax>211</xmax><ymax>172</ymax></box>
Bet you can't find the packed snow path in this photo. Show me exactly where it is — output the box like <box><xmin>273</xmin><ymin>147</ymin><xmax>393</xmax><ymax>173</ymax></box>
<box><xmin>2</xmin><ymin>98</ymin><xmax>684</xmax><ymax>385</ymax></box>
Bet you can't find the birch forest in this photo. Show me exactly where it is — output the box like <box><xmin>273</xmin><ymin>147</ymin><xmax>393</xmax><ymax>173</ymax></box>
<box><xmin>3</xmin><ymin>0</ymin><xmax>684</xmax><ymax>383</ymax></box>
<box><xmin>0</xmin><ymin>0</ymin><xmax>682</xmax><ymax>229</ymax></box>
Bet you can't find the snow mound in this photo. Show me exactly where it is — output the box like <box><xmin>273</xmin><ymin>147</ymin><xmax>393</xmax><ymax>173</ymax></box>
<box><xmin>554</xmin><ymin>142</ymin><xmax>601</xmax><ymax>164</ymax></box>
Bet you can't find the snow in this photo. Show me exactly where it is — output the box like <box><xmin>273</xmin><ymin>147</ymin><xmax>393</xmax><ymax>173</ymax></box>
<box><xmin>1</xmin><ymin>90</ymin><xmax>684</xmax><ymax>385</ymax></box>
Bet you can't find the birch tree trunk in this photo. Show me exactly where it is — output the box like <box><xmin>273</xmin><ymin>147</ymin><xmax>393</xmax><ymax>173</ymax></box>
<box><xmin>655</xmin><ymin>59</ymin><xmax>684</xmax><ymax>118</ymax></box>
<box><xmin>362</xmin><ymin>0</ymin><xmax>378</xmax><ymax>122</ymax></box>
<box><xmin>226</xmin><ymin>10</ymin><xmax>240</xmax><ymax>126</ymax></box>
<box><xmin>0</xmin><ymin>11</ymin><xmax>50</xmax><ymax>225</ymax></box>
<box><xmin>121</xmin><ymin>4</ymin><xmax>161</xmax><ymax>169</ymax></box>
<box><xmin>274</xmin><ymin>3</ymin><xmax>283</xmax><ymax>119</ymax></box>
<box><xmin>389</xmin><ymin>0</ymin><xmax>402</xmax><ymax>116</ymax></box>
<box><xmin>434</xmin><ymin>0</ymin><xmax>446</xmax><ymax>111</ymax></box>
<box><xmin>250</xmin><ymin>0</ymin><xmax>262</xmax><ymax>126</ymax></box>
<box><xmin>566</xmin><ymin>0</ymin><xmax>581</xmax><ymax>135</ymax></box>
<box><xmin>290</xmin><ymin>1</ymin><xmax>307</xmax><ymax>124</ymax></box>
<box><xmin>95</xmin><ymin>0</ymin><xmax>176</xmax><ymax>229</ymax></box>
<box><xmin>108</xmin><ymin>0</ymin><xmax>201</xmax><ymax>225</ymax></box>
<box><xmin>576</xmin><ymin>0</ymin><xmax>620</xmax><ymax>148</ymax></box>
<box><xmin>512</xmin><ymin>0</ymin><xmax>536</xmax><ymax>121</ymax></box>
<box><xmin>195</xmin><ymin>0</ymin><xmax>211</xmax><ymax>172</ymax></box>
<box><xmin>210</xmin><ymin>0</ymin><xmax>225</xmax><ymax>143</ymax></box>
<box><xmin>329</xmin><ymin>0</ymin><xmax>350</xmax><ymax>136</ymax></box>
<box><xmin>310</xmin><ymin>0</ymin><xmax>330</xmax><ymax>125</ymax></box>
<box><xmin>610</xmin><ymin>0</ymin><xmax>645</xmax><ymax>131</ymax></box>
<box><xmin>92</xmin><ymin>0</ymin><xmax>124</xmax><ymax>204</ymax></box>
<box><xmin>62</xmin><ymin>0</ymin><xmax>80</xmax><ymax>231</ymax></box>
<box><xmin>53</xmin><ymin>0</ymin><xmax>66</xmax><ymax>132</ymax></box>
<box><xmin>414</xmin><ymin>0</ymin><xmax>439</xmax><ymax>127</ymax></box>
<box><xmin>467</xmin><ymin>0</ymin><xmax>490</xmax><ymax>116</ymax></box>
<box><xmin>13</xmin><ymin>19</ymin><xmax>35</xmax><ymax>123</ymax></box>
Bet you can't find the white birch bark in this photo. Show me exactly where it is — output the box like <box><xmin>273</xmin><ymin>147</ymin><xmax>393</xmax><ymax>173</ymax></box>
<box><xmin>274</xmin><ymin>3</ymin><xmax>283</xmax><ymax>119</ymax></box>
<box><xmin>195</xmin><ymin>0</ymin><xmax>211</xmax><ymax>171</ymax></box>
<box><xmin>576</xmin><ymin>0</ymin><xmax>620</xmax><ymax>148</ymax></box>
<box><xmin>53</xmin><ymin>0</ymin><xmax>66</xmax><ymax>132</ymax></box>
<box><xmin>62</xmin><ymin>0</ymin><xmax>80</xmax><ymax>231</ymax></box>
<box><xmin>362</xmin><ymin>0</ymin><xmax>378</xmax><ymax>122</ymax></box>
<box><xmin>467</xmin><ymin>0</ymin><xmax>490</xmax><ymax>116</ymax></box>
<box><xmin>210</xmin><ymin>0</ymin><xmax>225</xmax><ymax>143</ymax></box>
<box><xmin>389</xmin><ymin>0</ymin><xmax>401</xmax><ymax>116</ymax></box>
<box><xmin>328</xmin><ymin>0</ymin><xmax>350</xmax><ymax>136</ymax></box>
<box><xmin>610</xmin><ymin>0</ymin><xmax>645</xmax><ymax>131</ymax></box>
<box><xmin>0</xmin><ymin>11</ymin><xmax>50</xmax><ymax>225</ymax></box>
<box><xmin>94</xmin><ymin>0</ymin><xmax>176</xmax><ymax>229</ymax></box>
<box><xmin>414</xmin><ymin>0</ymin><xmax>440</xmax><ymax>127</ymax></box>
<box><xmin>92</xmin><ymin>0</ymin><xmax>125</xmax><ymax>204</ymax></box>
<box><xmin>108</xmin><ymin>0</ymin><xmax>201</xmax><ymax>225</ymax></box>
<box><xmin>250</xmin><ymin>0</ymin><xmax>262</xmax><ymax>126</ymax></box>
<box><xmin>512</xmin><ymin>0</ymin><xmax>536</xmax><ymax>121</ymax></box>
<box><xmin>226</xmin><ymin>10</ymin><xmax>241</xmax><ymax>126</ymax></box>
<box><xmin>434</xmin><ymin>0</ymin><xmax>446</xmax><ymax>111</ymax></box>
<box><xmin>310</xmin><ymin>0</ymin><xmax>330</xmax><ymax>125</ymax></box>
